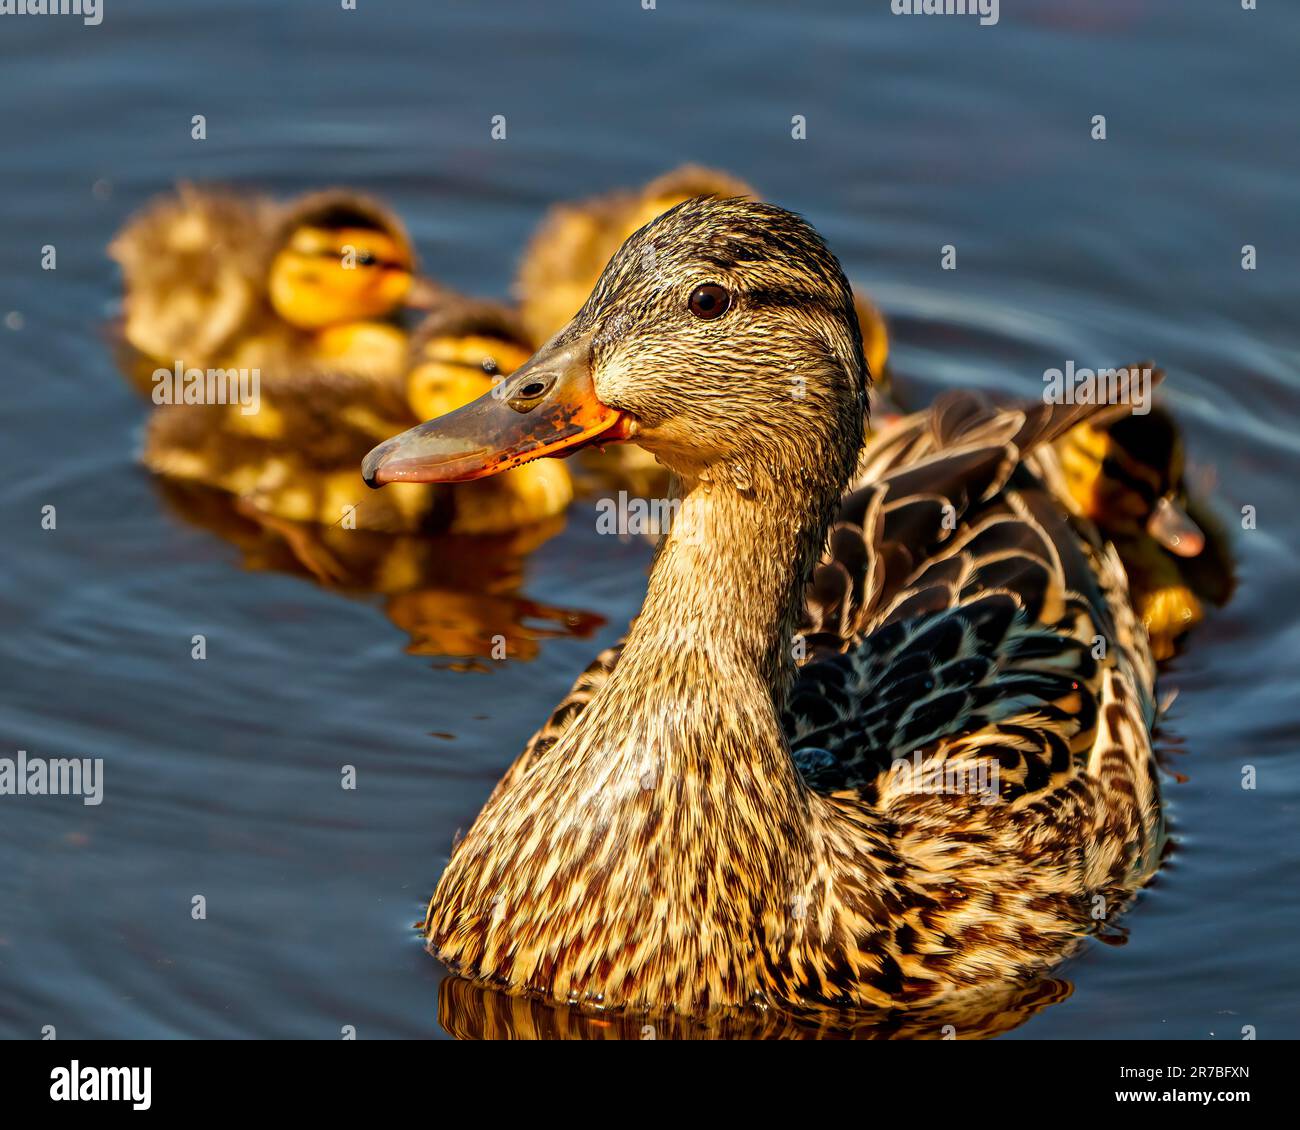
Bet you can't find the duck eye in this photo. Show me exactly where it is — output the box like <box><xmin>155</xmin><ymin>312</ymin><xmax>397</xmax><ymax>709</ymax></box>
<box><xmin>688</xmin><ymin>283</ymin><xmax>730</xmax><ymax>320</ymax></box>
<box><xmin>355</xmin><ymin>251</ymin><xmax>376</xmax><ymax>266</ymax></box>
<box><xmin>481</xmin><ymin>357</ymin><xmax>499</xmax><ymax>375</ymax></box>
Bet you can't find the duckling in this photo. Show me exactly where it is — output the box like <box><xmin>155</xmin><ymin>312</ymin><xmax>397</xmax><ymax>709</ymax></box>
<box><xmin>514</xmin><ymin>167</ymin><xmax>892</xmax><ymax>498</ymax></box>
<box><xmin>1051</xmin><ymin>405</ymin><xmax>1234</xmax><ymax>658</ymax></box>
<box><xmin>364</xmin><ymin>198</ymin><xmax>1168</xmax><ymax>1016</ymax></box>
<box><xmin>143</xmin><ymin>297</ymin><xmax>573</xmax><ymax>559</ymax></box>
<box><xmin>109</xmin><ymin>184</ymin><xmax>440</xmax><ymax>391</ymax></box>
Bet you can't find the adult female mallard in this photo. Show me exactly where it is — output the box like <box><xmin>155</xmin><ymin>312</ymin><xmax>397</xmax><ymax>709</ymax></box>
<box><xmin>364</xmin><ymin>198</ymin><xmax>1164</xmax><ymax>1017</ymax></box>
<box><xmin>144</xmin><ymin>298</ymin><xmax>572</xmax><ymax>559</ymax></box>
<box><xmin>110</xmin><ymin>184</ymin><xmax>440</xmax><ymax>389</ymax></box>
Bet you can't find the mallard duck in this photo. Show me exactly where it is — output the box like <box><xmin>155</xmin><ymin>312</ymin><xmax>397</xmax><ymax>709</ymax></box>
<box><xmin>363</xmin><ymin>198</ymin><xmax>1165</xmax><ymax>1017</ymax></box>
<box><xmin>1051</xmin><ymin>405</ymin><xmax>1234</xmax><ymax>659</ymax></box>
<box><xmin>514</xmin><ymin>167</ymin><xmax>892</xmax><ymax>498</ymax></box>
<box><xmin>143</xmin><ymin>297</ymin><xmax>572</xmax><ymax>554</ymax></box>
<box><xmin>109</xmin><ymin>184</ymin><xmax>441</xmax><ymax>389</ymax></box>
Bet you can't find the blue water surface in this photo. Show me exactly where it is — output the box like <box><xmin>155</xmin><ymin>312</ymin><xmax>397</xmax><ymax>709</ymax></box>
<box><xmin>0</xmin><ymin>0</ymin><xmax>1296</xmax><ymax>1038</ymax></box>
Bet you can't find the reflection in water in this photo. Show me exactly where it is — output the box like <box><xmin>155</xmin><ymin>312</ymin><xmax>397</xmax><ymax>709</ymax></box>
<box><xmin>438</xmin><ymin>973</ymin><xmax>1074</xmax><ymax>1040</ymax></box>
<box><xmin>154</xmin><ymin>479</ymin><xmax>603</xmax><ymax>663</ymax></box>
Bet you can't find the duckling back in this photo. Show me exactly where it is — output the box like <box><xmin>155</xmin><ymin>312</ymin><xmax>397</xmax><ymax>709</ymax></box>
<box><xmin>143</xmin><ymin>368</ymin><xmax>447</xmax><ymax>534</ymax></box>
<box><xmin>109</xmin><ymin>184</ymin><xmax>277</xmax><ymax>379</ymax></box>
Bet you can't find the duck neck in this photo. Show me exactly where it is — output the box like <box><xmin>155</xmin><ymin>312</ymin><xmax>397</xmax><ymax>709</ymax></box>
<box><xmin>618</xmin><ymin>464</ymin><xmax>833</xmax><ymax>714</ymax></box>
<box><xmin>427</xmin><ymin>446</ymin><xmax>856</xmax><ymax>1009</ymax></box>
<box><xmin>560</xmin><ymin>467</ymin><xmax>833</xmax><ymax>880</ymax></box>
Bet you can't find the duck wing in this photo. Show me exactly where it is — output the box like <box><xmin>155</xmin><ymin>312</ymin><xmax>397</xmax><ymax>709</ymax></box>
<box><xmin>782</xmin><ymin>381</ymin><xmax>1163</xmax><ymax>900</ymax></box>
<box><xmin>788</xmin><ymin>381</ymin><xmax>1155</xmax><ymax>770</ymax></box>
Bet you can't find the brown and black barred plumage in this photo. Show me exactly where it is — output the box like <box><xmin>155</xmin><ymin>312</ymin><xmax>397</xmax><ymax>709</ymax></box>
<box><xmin>401</xmin><ymin>198</ymin><xmax>1166</xmax><ymax>1018</ymax></box>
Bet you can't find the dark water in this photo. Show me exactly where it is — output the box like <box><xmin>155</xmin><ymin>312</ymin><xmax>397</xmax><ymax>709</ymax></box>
<box><xmin>2</xmin><ymin>0</ymin><xmax>1298</xmax><ymax>1038</ymax></box>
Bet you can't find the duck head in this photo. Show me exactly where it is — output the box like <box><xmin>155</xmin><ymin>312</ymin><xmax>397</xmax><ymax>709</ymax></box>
<box><xmin>267</xmin><ymin>190</ymin><xmax>441</xmax><ymax>330</ymax></box>
<box><xmin>364</xmin><ymin>196</ymin><xmax>868</xmax><ymax>503</ymax></box>
<box><xmin>1062</xmin><ymin>405</ymin><xmax>1205</xmax><ymax>557</ymax></box>
<box><xmin>401</xmin><ymin>300</ymin><xmax>535</xmax><ymax>422</ymax></box>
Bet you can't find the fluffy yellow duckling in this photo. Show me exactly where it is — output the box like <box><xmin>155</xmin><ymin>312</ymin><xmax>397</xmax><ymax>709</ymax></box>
<box><xmin>1052</xmin><ymin>403</ymin><xmax>1234</xmax><ymax>658</ymax></box>
<box><xmin>110</xmin><ymin>184</ymin><xmax>440</xmax><ymax>390</ymax></box>
<box><xmin>142</xmin><ymin>298</ymin><xmax>573</xmax><ymax>555</ymax></box>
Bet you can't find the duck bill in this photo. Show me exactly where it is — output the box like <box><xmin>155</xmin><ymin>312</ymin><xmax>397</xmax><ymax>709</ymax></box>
<box><xmin>1147</xmin><ymin>495</ymin><xmax>1205</xmax><ymax>557</ymax></box>
<box><xmin>362</xmin><ymin>339</ymin><xmax>630</xmax><ymax>486</ymax></box>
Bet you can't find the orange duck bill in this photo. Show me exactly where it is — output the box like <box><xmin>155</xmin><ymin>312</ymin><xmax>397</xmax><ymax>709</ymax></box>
<box><xmin>362</xmin><ymin>338</ymin><xmax>632</xmax><ymax>486</ymax></box>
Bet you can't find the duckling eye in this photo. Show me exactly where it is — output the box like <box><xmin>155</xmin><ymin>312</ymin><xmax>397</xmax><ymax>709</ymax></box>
<box><xmin>355</xmin><ymin>250</ymin><xmax>376</xmax><ymax>266</ymax></box>
<box><xmin>481</xmin><ymin>357</ymin><xmax>499</xmax><ymax>376</ymax></box>
<box><xmin>688</xmin><ymin>283</ymin><xmax>730</xmax><ymax>320</ymax></box>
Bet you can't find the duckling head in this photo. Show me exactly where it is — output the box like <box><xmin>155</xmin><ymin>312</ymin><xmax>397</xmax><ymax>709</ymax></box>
<box><xmin>365</xmin><ymin>196</ymin><xmax>868</xmax><ymax>511</ymax></box>
<box><xmin>267</xmin><ymin>190</ymin><xmax>438</xmax><ymax>330</ymax></box>
<box><xmin>403</xmin><ymin>301</ymin><xmax>534</xmax><ymax>421</ymax></box>
<box><xmin>1061</xmin><ymin>404</ymin><xmax>1205</xmax><ymax>557</ymax></box>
